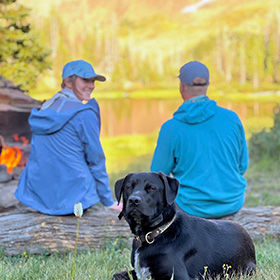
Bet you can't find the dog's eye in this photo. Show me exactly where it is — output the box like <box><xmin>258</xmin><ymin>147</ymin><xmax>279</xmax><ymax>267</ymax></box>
<box><xmin>145</xmin><ymin>185</ymin><xmax>157</xmax><ymax>192</ymax></box>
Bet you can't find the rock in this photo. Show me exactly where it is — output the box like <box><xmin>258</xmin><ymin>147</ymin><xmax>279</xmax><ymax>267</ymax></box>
<box><xmin>0</xmin><ymin>164</ymin><xmax>13</xmax><ymax>183</ymax></box>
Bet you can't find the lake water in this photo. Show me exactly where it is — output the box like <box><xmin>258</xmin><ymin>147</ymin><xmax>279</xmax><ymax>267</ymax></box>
<box><xmin>98</xmin><ymin>97</ymin><xmax>279</xmax><ymax>138</ymax></box>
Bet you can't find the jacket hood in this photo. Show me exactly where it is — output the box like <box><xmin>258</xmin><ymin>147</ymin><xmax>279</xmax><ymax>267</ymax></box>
<box><xmin>29</xmin><ymin>99</ymin><xmax>98</xmax><ymax>135</ymax></box>
<box><xmin>173</xmin><ymin>97</ymin><xmax>217</xmax><ymax>124</ymax></box>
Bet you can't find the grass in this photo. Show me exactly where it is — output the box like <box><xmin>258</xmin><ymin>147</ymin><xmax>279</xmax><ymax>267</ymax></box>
<box><xmin>0</xmin><ymin>239</ymin><xmax>131</xmax><ymax>280</ymax></box>
<box><xmin>245</xmin><ymin>159</ymin><xmax>280</xmax><ymax>207</ymax></box>
<box><xmin>0</xmin><ymin>238</ymin><xmax>279</xmax><ymax>280</ymax></box>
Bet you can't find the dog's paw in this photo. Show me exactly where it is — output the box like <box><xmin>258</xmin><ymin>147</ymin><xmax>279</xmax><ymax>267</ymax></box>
<box><xmin>112</xmin><ymin>270</ymin><xmax>131</xmax><ymax>280</ymax></box>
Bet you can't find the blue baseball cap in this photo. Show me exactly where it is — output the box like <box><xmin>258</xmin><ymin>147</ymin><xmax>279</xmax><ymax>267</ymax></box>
<box><xmin>62</xmin><ymin>60</ymin><xmax>106</xmax><ymax>82</ymax></box>
<box><xmin>178</xmin><ymin>61</ymin><xmax>209</xmax><ymax>86</ymax></box>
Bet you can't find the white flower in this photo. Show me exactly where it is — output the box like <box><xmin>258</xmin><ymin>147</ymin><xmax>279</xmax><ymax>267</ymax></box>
<box><xmin>74</xmin><ymin>202</ymin><xmax>83</xmax><ymax>218</ymax></box>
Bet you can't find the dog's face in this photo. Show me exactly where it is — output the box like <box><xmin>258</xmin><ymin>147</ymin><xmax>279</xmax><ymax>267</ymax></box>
<box><xmin>115</xmin><ymin>172</ymin><xmax>179</xmax><ymax>233</ymax></box>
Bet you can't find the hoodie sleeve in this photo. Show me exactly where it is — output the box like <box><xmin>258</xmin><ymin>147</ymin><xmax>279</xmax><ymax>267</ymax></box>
<box><xmin>151</xmin><ymin>122</ymin><xmax>176</xmax><ymax>175</ymax></box>
<box><xmin>239</xmin><ymin>124</ymin><xmax>249</xmax><ymax>175</ymax></box>
<box><xmin>77</xmin><ymin>103</ymin><xmax>114</xmax><ymax>207</ymax></box>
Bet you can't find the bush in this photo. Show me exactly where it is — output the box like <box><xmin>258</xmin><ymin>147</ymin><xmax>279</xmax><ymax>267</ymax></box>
<box><xmin>249</xmin><ymin>106</ymin><xmax>280</xmax><ymax>163</ymax></box>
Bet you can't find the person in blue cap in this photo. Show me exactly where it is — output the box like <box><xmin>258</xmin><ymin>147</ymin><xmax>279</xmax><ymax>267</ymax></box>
<box><xmin>151</xmin><ymin>61</ymin><xmax>249</xmax><ymax>219</ymax></box>
<box><xmin>15</xmin><ymin>60</ymin><xmax>122</xmax><ymax>215</ymax></box>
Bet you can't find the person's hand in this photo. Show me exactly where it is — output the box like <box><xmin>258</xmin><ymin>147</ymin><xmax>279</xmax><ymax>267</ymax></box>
<box><xmin>108</xmin><ymin>201</ymin><xmax>123</xmax><ymax>212</ymax></box>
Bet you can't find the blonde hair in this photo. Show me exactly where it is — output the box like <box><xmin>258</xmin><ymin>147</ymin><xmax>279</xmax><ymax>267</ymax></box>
<box><xmin>61</xmin><ymin>75</ymin><xmax>76</xmax><ymax>88</ymax></box>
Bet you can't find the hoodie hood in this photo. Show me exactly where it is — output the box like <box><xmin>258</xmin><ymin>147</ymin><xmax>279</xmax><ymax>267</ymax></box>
<box><xmin>173</xmin><ymin>97</ymin><xmax>217</xmax><ymax>124</ymax></box>
<box><xmin>29</xmin><ymin>98</ymin><xmax>98</xmax><ymax>135</ymax></box>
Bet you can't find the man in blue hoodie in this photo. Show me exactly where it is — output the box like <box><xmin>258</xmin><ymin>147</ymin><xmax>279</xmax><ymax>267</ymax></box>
<box><xmin>151</xmin><ymin>61</ymin><xmax>248</xmax><ymax>219</ymax></box>
<box><xmin>15</xmin><ymin>60</ymin><xmax>121</xmax><ymax>215</ymax></box>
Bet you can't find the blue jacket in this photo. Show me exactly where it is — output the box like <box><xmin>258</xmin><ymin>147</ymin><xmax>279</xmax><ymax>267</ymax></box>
<box><xmin>151</xmin><ymin>96</ymin><xmax>248</xmax><ymax>218</ymax></box>
<box><xmin>15</xmin><ymin>89</ymin><xmax>114</xmax><ymax>215</ymax></box>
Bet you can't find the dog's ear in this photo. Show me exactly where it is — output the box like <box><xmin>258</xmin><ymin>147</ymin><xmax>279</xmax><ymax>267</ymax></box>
<box><xmin>158</xmin><ymin>172</ymin><xmax>179</xmax><ymax>205</ymax></box>
<box><xmin>114</xmin><ymin>173</ymin><xmax>133</xmax><ymax>204</ymax></box>
<box><xmin>115</xmin><ymin>174</ymin><xmax>133</xmax><ymax>220</ymax></box>
<box><xmin>114</xmin><ymin>177</ymin><xmax>125</xmax><ymax>204</ymax></box>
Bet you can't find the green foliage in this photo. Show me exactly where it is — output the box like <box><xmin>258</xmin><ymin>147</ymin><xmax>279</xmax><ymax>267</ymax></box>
<box><xmin>0</xmin><ymin>0</ymin><xmax>51</xmax><ymax>90</ymax></box>
<box><xmin>249</xmin><ymin>106</ymin><xmax>280</xmax><ymax>163</ymax></box>
<box><xmin>0</xmin><ymin>239</ymin><xmax>279</xmax><ymax>279</ymax></box>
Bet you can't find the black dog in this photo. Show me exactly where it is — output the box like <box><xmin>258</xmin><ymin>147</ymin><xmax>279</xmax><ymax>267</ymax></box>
<box><xmin>112</xmin><ymin>172</ymin><xmax>256</xmax><ymax>280</ymax></box>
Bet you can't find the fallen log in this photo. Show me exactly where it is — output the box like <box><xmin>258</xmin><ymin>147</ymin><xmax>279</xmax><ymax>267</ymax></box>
<box><xmin>0</xmin><ymin>204</ymin><xmax>131</xmax><ymax>256</ymax></box>
<box><xmin>223</xmin><ymin>206</ymin><xmax>280</xmax><ymax>240</ymax></box>
<box><xmin>0</xmin><ymin>205</ymin><xmax>279</xmax><ymax>256</ymax></box>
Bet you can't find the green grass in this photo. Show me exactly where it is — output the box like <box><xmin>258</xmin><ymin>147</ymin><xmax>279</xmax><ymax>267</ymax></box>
<box><xmin>244</xmin><ymin>160</ymin><xmax>280</xmax><ymax>207</ymax></box>
<box><xmin>0</xmin><ymin>238</ymin><xmax>279</xmax><ymax>280</ymax></box>
<box><xmin>0</xmin><ymin>239</ymin><xmax>131</xmax><ymax>280</ymax></box>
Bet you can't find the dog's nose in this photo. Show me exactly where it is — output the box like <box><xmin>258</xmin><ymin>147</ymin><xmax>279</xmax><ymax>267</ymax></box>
<box><xmin>129</xmin><ymin>195</ymin><xmax>141</xmax><ymax>206</ymax></box>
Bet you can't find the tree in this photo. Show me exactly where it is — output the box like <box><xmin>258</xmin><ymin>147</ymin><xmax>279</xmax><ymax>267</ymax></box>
<box><xmin>0</xmin><ymin>0</ymin><xmax>51</xmax><ymax>91</ymax></box>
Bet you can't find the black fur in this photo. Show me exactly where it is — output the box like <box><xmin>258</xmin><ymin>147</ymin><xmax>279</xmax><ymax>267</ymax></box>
<box><xmin>113</xmin><ymin>172</ymin><xmax>256</xmax><ymax>280</ymax></box>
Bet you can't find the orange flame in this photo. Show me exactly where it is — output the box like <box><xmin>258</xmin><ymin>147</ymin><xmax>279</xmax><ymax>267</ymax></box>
<box><xmin>0</xmin><ymin>146</ymin><xmax>23</xmax><ymax>173</ymax></box>
<box><xmin>0</xmin><ymin>134</ymin><xmax>29</xmax><ymax>173</ymax></box>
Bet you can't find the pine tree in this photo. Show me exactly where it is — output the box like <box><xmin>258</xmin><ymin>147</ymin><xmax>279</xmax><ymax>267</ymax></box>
<box><xmin>0</xmin><ymin>0</ymin><xmax>51</xmax><ymax>91</ymax></box>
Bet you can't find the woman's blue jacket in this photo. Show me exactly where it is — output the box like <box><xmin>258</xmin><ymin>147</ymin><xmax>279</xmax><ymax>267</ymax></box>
<box><xmin>15</xmin><ymin>89</ymin><xmax>114</xmax><ymax>215</ymax></box>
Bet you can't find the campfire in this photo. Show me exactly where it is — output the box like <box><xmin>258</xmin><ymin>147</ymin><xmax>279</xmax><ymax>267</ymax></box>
<box><xmin>0</xmin><ymin>134</ymin><xmax>29</xmax><ymax>179</ymax></box>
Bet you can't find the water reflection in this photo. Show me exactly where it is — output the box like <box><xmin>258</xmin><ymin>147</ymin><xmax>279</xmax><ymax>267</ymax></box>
<box><xmin>98</xmin><ymin>98</ymin><xmax>278</xmax><ymax>138</ymax></box>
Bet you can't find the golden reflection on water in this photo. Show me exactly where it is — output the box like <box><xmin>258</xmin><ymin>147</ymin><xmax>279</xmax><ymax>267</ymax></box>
<box><xmin>99</xmin><ymin>98</ymin><xmax>277</xmax><ymax>138</ymax></box>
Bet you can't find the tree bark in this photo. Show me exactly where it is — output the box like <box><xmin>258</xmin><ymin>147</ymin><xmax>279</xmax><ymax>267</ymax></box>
<box><xmin>223</xmin><ymin>206</ymin><xmax>280</xmax><ymax>239</ymax></box>
<box><xmin>0</xmin><ymin>205</ymin><xmax>279</xmax><ymax>256</ymax></box>
<box><xmin>0</xmin><ymin>204</ymin><xmax>131</xmax><ymax>256</ymax></box>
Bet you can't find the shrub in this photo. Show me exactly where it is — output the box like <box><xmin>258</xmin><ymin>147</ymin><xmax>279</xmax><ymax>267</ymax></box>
<box><xmin>249</xmin><ymin>106</ymin><xmax>280</xmax><ymax>163</ymax></box>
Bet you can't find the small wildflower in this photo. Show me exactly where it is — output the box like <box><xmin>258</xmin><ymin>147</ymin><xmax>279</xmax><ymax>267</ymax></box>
<box><xmin>202</xmin><ymin>266</ymin><xmax>208</xmax><ymax>279</ymax></box>
<box><xmin>222</xmin><ymin>264</ymin><xmax>232</xmax><ymax>280</ymax></box>
<box><xmin>74</xmin><ymin>202</ymin><xmax>83</xmax><ymax>218</ymax></box>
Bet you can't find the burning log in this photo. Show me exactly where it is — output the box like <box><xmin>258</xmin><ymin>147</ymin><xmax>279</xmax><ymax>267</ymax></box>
<box><xmin>0</xmin><ymin>134</ymin><xmax>29</xmax><ymax>179</ymax></box>
<box><xmin>0</xmin><ymin>135</ymin><xmax>3</xmax><ymax>155</ymax></box>
<box><xmin>0</xmin><ymin>204</ymin><xmax>279</xmax><ymax>256</ymax></box>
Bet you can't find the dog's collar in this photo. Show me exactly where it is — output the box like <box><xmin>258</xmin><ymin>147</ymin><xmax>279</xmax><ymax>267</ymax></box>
<box><xmin>134</xmin><ymin>214</ymin><xmax>176</xmax><ymax>246</ymax></box>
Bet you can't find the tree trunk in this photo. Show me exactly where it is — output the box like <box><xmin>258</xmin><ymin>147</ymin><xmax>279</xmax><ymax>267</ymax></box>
<box><xmin>0</xmin><ymin>205</ymin><xmax>279</xmax><ymax>256</ymax></box>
